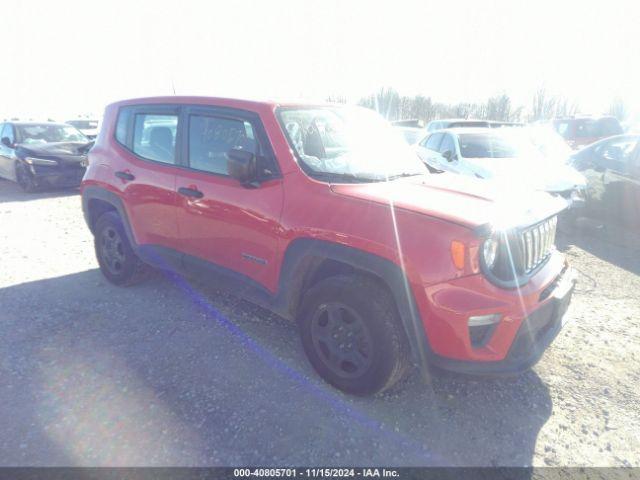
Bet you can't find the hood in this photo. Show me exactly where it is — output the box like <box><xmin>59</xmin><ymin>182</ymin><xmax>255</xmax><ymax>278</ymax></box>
<box><xmin>330</xmin><ymin>173</ymin><xmax>568</xmax><ymax>230</ymax></box>
<box><xmin>17</xmin><ymin>141</ymin><xmax>93</xmax><ymax>157</ymax></box>
<box><xmin>464</xmin><ymin>156</ymin><xmax>586</xmax><ymax>193</ymax></box>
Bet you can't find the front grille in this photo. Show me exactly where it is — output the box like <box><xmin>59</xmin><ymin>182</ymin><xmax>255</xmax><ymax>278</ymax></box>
<box><xmin>519</xmin><ymin>216</ymin><xmax>557</xmax><ymax>273</ymax></box>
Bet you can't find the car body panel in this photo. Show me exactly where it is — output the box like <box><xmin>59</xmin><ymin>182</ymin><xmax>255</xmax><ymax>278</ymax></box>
<box><xmin>571</xmin><ymin>135</ymin><xmax>640</xmax><ymax>227</ymax></box>
<box><xmin>82</xmin><ymin>96</ymin><xmax>572</xmax><ymax>371</ymax></box>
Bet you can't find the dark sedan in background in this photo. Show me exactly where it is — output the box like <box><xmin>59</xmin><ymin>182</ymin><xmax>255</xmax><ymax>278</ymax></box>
<box><xmin>570</xmin><ymin>134</ymin><xmax>640</xmax><ymax>228</ymax></box>
<box><xmin>0</xmin><ymin>122</ymin><xmax>92</xmax><ymax>192</ymax></box>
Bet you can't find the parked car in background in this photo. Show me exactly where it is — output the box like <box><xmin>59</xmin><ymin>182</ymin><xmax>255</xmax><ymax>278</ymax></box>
<box><xmin>0</xmin><ymin>121</ymin><xmax>91</xmax><ymax>191</ymax></box>
<box><xmin>81</xmin><ymin>96</ymin><xmax>574</xmax><ymax>395</ymax></box>
<box><xmin>552</xmin><ymin>116</ymin><xmax>623</xmax><ymax>150</ymax></box>
<box><xmin>426</xmin><ymin>119</ymin><xmax>523</xmax><ymax>133</ymax></box>
<box><xmin>66</xmin><ymin>119</ymin><xmax>100</xmax><ymax>139</ymax></box>
<box><xmin>570</xmin><ymin>135</ymin><xmax>640</xmax><ymax>228</ymax></box>
<box><xmin>394</xmin><ymin>126</ymin><xmax>425</xmax><ymax>145</ymax></box>
<box><xmin>426</xmin><ymin>118</ymin><xmax>492</xmax><ymax>132</ymax></box>
<box><xmin>415</xmin><ymin>128</ymin><xmax>586</xmax><ymax>208</ymax></box>
<box><xmin>522</xmin><ymin>124</ymin><xmax>574</xmax><ymax>163</ymax></box>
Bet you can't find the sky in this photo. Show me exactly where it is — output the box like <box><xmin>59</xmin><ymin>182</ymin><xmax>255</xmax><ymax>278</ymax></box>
<box><xmin>3</xmin><ymin>0</ymin><xmax>640</xmax><ymax>121</ymax></box>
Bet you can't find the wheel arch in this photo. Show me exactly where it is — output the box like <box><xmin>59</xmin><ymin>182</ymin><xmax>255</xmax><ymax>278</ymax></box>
<box><xmin>276</xmin><ymin>238</ymin><xmax>432</xmax><ymax>372</ymax></box>
<box><xmin>82</xmin><ymin>186</ymin><xmax>137</xmax><ymax>248</ymax></box>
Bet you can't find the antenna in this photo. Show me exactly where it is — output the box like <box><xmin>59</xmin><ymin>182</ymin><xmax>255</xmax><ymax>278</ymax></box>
<box><xmin>171</xmin><ymin>81</ymin><xmax>176</xmax><ymax>96</ymax></box>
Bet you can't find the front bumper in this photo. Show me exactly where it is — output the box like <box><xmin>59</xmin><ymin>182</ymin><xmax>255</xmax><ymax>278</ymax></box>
<box><xmin>413</xmin><ymin>247</ymin><xmax>576</xmax><ymax>375</ymax></box>
<box><xmin>428</xmin><ymin>266</ymin><xmax>575</xmax><ymax>375</ymax></box>
<box><xmin>30</xmin><ymin>166</ymin><xmax>86</xmax><ymax>188</ymax></box>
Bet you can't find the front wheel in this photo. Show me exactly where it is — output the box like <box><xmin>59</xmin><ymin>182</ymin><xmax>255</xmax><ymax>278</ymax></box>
<box><xmin>15</xmin><ymin>163</ymin><xmax>38</xmax><ymax>192</ymax></box>
<box><xmin>298</xmin><ymin>274</ymin><xmax>410</xmax><ymax>395</ymax></box>
<box><xmin>94</xmin><ymin>211</ymin><xmax>148</xmax><ymax>286</ymax></box>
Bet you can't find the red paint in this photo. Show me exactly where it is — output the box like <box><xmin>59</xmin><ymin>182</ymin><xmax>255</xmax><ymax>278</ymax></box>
<box><xmin>83</xmin><ymin>96</ymin><xmax>569</xmax><ymax>364</ymax></box>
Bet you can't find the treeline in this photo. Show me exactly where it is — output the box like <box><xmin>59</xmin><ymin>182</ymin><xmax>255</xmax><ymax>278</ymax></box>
<box><xmin>327</xmin><ymin>87</ymin><xmax>629</xmax><ymax>124</ymax></box>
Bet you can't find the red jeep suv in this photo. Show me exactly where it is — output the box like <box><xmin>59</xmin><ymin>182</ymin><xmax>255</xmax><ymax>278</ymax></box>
<box><xmin>81</xmin><ymin>96</ymin><xmax>575</xmax><ymax>395</ymax></box>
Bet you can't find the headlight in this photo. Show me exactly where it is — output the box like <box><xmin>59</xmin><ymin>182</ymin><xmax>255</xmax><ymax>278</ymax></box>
<box><xmin>25</xmin><ymin>157</ymin><xmax>58</xmax><ymax>166</ymax></box>
<box><xmin>482</xmin><ymin>233</ymin><xmax>499</xmax><ymax>270</ymax></box>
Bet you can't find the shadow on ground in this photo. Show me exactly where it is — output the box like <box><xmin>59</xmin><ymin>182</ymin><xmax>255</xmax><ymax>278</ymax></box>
<box><xmin>0</xmin><ymin>269</ymin><xmax>551</xmax><ymax>467</ymax></box>
<box><xmin>0</xmin><ymin>177</ymin><xmax>79</xmax><ymax>203</ymax></box>
<box><xmin>557</xmin><ymin>217</ymin><xmax>640</xmax><ymax>277</ymax></box>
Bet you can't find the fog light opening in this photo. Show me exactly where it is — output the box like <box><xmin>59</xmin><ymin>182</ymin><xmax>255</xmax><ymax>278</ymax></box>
<box><xmin>468</xmin><ymin>314</ymin><xmax>501</xmax><ymax>348</ymax></box>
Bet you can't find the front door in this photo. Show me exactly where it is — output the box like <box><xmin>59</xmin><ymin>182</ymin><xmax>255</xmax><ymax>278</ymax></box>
<box><xmin>175</xmin><ymin>106</ymin><xmax>284</xmax><ymax>292</ymax></box>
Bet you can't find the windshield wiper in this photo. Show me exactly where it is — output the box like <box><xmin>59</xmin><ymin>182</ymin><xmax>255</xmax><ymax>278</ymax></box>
<box><xmin>310</xmin><ymin>172</ymin><xmax>378</xmax><ymax>183</ymax></box>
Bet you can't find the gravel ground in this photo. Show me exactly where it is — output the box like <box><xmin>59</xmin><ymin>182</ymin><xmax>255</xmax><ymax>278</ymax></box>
<box><xmin>0</xmin><ymin>178</ymin><xmax>638</xmax><ymax>467</ymax></box>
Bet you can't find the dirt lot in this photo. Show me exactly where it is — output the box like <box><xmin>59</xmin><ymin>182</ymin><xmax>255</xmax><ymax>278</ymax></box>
<box><xmin>0</xmin><ymin>178</ymin><xmax>639</xmax><ymax>467</ymax></box>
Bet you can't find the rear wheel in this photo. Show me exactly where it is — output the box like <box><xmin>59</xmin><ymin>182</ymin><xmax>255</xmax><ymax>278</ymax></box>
<box><xmin>298</xmin><ymin>274</ymin><xmax>410</xmax><ymax>395</ymax></box>
<box><xmin>15</xmin><ymin>163</ymin><xmax>38</xmax><ymax>192</ymax></box>
<box><xmin>94</xmin><ymin>211</ymin><xmax>148</xmax><ymax>286</ymax></box>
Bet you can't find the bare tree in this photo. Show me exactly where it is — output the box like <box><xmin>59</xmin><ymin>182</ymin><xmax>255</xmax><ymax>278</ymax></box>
<box><xmin>325</xmin><ymin>95</ymin><xmax>347</xmax><ymax>104</ymax></box>
<box><xmin>608</xmin><ymin>97</ymin><xmax>628</xmax><ymax>121</ymax></box>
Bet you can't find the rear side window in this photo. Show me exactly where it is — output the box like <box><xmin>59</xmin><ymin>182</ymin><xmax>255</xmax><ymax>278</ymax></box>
<box><xmin>132</xmin><ymin>114</ymin><xmax>178</xmax><ymax>164</ymax></box>
<box><xmin>115</xmin><ymin>108</ymin><xmax>131</xmax><ymax>144</ymax></box>
<box><xmin>188</xmin><ymin>115</ymin><xmax>256</xmax><ymax>175</ymax></box>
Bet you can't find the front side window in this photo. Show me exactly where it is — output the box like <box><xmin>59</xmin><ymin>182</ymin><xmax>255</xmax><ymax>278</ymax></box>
<box><xmin>424</xmin><ymin>132</ymin><xmax>443</xmax><ymax>150</ymax></box>
<box><xmin>278</xmin><ymin>106</ymin><xmax>426</xmax><ymax>182</ymax></box>
<box><xmin>188</xmin><ymin>115</ymin><xmax>256</xmax><ymax>175</ymax></box>
<box><xmin>16</xmin><ymin>124</ymin><xmax>86</xmax><ymax>144</ymax></box>
<box><xmin>438</xmin><ymin>134</ymin><xmax>456</xmax><ymax>155</ymax></box>
<box><xmin>132</xmin><ymin>114</ymin><xmax>178</xmax><ymax>164</ymax></box>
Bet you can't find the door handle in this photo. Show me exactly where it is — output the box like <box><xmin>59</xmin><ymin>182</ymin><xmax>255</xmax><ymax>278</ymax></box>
<box><xmin>178</xmin><ymin>187</ymin><xmax>204</xmax><ymax>199</ymax></box>
<box><xmin>115</xmin><ymin>171</ymin><xmax>135</xmax><ymax>181</ymax></box>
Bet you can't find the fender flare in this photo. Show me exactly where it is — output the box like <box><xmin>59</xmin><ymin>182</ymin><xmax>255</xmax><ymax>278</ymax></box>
<box><xmin>82</xmin><ymin>185</ymin><xmax>137</xmax><ymax>248</ymax></box>
<box><xmin>275</xmin><ymin>238</ymin><xmax>433</xmax><ymax>372</ymax></box>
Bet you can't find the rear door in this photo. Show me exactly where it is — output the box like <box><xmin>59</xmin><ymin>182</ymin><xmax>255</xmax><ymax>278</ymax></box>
<box><xmin>175</xmin><ymin>105</ymin><xmax>284</xmax><ymax>292</ymax></box>
<box><xmin>112</xmin><ymin>105</ymin><xmax>182</xmax><ymax>266</ymax></box>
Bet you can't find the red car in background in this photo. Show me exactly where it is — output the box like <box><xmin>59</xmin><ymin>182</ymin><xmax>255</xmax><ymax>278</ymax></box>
<box><xmin>552</xmin><ymin>116</ymin><xmax>623</xmax><ymax>150</ymax></box>
<box><xmin>81</xmin><ymin>96</ymin><xmax>575</xmax><ymax>395</ymax></box>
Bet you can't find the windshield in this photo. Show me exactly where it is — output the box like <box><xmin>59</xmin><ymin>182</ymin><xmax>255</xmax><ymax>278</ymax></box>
<box><xmin>458</xmin><ymin>132</ymin><xmax>539</xmax><ymax>159</ymax></box>
<box><xmin>17</xmin><ymin>124</ymin><xmax>88</xmax><ymax>144</ymax></box>
<box><xmin>67</xmin><ymin>120</ymin><xmax>98</xmax><ymax>129</ymax></box>
<box><xmin>520</xmin><ymin>126</ymin><xmax>573</xmax><ymax>159</ymax></box>
<box><xmin>278</xmin><ymin>107</ymin><xmax>427</xmax><ymax>182</ymax></box>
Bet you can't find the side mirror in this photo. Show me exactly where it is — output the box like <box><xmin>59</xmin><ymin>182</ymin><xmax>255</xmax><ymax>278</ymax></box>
<box><xmin>442</xmin><ymin>150</ymin><xmax>455</xmax><ymax>162</ymax></box>
<box><xmin>227</xmin><ymin>148</ymin><xmax>258</xmax><ymax>186</ymax></box>
<box><xmin>1</xmin><ymin>137</ymin><xmax>13</xmax><ymax>148</ymax></box>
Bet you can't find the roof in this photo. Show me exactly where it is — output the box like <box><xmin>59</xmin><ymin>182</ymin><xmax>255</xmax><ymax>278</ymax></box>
<box><xmin>439</xmin><ymin>127</ymin><xmax>516</xmax><ymax>135</ymax></box>
<box><xmin>108</xmin><ymin>95</ymin><xmax>339</xmax><ymax>111</ymax></box>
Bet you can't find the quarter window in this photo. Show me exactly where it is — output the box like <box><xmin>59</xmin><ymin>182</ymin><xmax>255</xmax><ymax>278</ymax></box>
<box><xmin>115</xmin><ymin>108</ymin><xmax>131</xmax><ymax>145</ymax></box>
<box><xmin>132</xmin><ymin>114</ymin><xmax>178</xmax><ymax>164</ymax></box>
<box><xmin>188</xmin><ymin>115</ymin><xmax>256</xmax><ymax>175</ymax></box>
<box><xmin>424</xmin><ymin>132</ymin><xmax>443</xmax><ymax>150</ymax></box>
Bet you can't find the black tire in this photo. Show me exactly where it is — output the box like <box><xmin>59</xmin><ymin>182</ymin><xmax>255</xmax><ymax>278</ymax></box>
<box><xmin>94</xmin><ymin>211</ymin><xmax>148</xmax><ymax>286</ymax></box>
<box><xmin>15</xmin><ymin>163</ymin><xmax>38</xmax><ymax>193</ymax></box>
<box><xmin>298</xmin><ymin>274</ymin><xmax>410</xmax><ymax>395</ymax></box>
